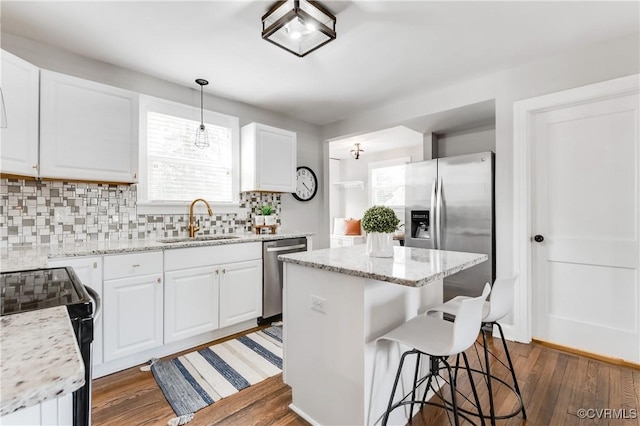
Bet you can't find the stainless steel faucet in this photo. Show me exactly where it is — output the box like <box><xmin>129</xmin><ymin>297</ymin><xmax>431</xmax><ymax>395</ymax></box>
<box><xmin>189</xmin><ymin>198</ymin><xmax>213</xmax><ymax>238</ymax></box>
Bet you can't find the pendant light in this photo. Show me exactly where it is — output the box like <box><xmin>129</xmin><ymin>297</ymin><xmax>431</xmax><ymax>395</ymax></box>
<box><xmin>194</xmin><ymin>79</ymin><xmax>209</xmax><ymax>148</ymax></box>
<box><xmin>350</xmin><ymin>143</ymin><xmax>364</xmax><ymax>160</ymax></box>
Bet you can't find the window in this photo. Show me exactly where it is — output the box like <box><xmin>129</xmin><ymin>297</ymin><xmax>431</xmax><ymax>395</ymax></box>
<box><xmin>139</xmin><ymin>96</ymin><xmax>240</xmax><ymax>211</ymax></box>
<box><xmin>369</xmin><ymin>157</ymin><xmax>411</xmax><ymax>224</ymax></box>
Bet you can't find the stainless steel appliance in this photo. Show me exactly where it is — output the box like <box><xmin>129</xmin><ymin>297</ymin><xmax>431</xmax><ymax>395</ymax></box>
<box><xmin>405</xmin><ymin>152</ymin><xmax>495</xmax><ymax>301</ymax></box>
<box><xmin>0</xmin><ymin>267</ymin><xmax>100</xmax><ymax>426</ymax></box>
<box><xmin>260</xmin><ymin>237</ymin><xmax>307</xmax><ymax>324</ymax></box>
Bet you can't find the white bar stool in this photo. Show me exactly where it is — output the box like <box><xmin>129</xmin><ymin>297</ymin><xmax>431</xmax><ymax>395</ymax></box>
<box><xmin>426</xmin><ymin>275</ymin><xmax>526</xmax><ymax>425</ymax></box>
<box><xmin>378</xmin><ymin>283</ymin><xmax>491</xmax><ymax>426</ymax></box>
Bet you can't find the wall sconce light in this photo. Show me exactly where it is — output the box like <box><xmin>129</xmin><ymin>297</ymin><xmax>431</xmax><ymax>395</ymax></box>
<box><xmin>350</xmin><ymin>143</ymin><xmax>364</xmax><ymax>160</ymax></box>
<box><xmin>262</xmin><ymin>0</ymin><xmax>337</xmax><ymax>57</ymax></box>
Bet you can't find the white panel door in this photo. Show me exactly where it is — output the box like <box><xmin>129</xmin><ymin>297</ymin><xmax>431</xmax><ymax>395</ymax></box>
<box><xmin>0</xmin><ymin>50</ymin><xmax>39</xmax><ymax>176</ymax></box>
<box><xmin>532</xmin><ymin>91</ymin><xmax>639</xmax><ymax>361</ymax></box>
<box><xmin>47</xmin><ymin>257</ymin><xmax>104</xmax><ymax>366</ymax></box>
<box><xmin>219</xmin><ymin>260</ymin><xmax>262</xmax><ymax>328</ymax></box>
<box><xmin>164</xmin><ymin>266</ymin><xmax>219</xmax><ymax>343</ymax></box>
<box><xmin>103</xmin><ymin>273</ymin><xmax>163</xmax><ymax>362</ymax></box>
<box><xmin>39</xmin><ymin>70</ymin><xmax>139</xmax><ymax>182</ymax></box>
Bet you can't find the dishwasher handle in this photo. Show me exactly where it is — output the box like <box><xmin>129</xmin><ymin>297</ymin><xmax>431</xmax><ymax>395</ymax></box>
<box><xmin>266</xmin><ymin>244</ymin><xmax>307</xmax><ymax>253</ymax></box>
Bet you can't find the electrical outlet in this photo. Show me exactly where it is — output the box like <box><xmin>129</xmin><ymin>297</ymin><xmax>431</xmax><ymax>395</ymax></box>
<box><xmin>54</xmin><ymin>207</ymin><xmax>67</xmax><ymax>224</ymax></box>
<box><xmin>311</xmin><ymin>295</ymin><xmax>326</xmax><ymax>314</ymax></box>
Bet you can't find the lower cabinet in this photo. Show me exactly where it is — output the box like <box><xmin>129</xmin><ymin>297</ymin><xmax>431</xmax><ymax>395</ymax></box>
<box><xmin>219</xmin><ymin>260</ymin><xmax>262</xmax><ymax>328</ymax></box>
<box><xmin>164</xmin><ymin>266</ymin><xmax>219</xmax><ymax>343</ymax></box>
<box><xmin>0</xmin><ymin>393</ymin><xmax>72</xmax><ymax>426</ymax></box>
<box><xmin>103</xmin><ymin>251</ymin><xmax>164</xmax><ymax>362</ymax></box>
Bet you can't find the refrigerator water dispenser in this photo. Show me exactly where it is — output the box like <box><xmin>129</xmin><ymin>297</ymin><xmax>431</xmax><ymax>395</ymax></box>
<box><xmin>410</xmin><ymin>210</ymin><xmax>430</xmax><ymax>239</ymax></box>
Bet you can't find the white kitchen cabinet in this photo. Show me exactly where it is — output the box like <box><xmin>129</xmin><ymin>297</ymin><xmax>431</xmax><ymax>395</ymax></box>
<box><xmin>0</xmin><ymin>393</ymin><xmax>72</xmax><ymax>426</ymax></box>
<box><xmin>241</xmin><ymin>122</ymin><xmax>297</xmax><ymax>192</ymax></box>
<box><xmin>47</xmin><ymin>257</ymin><xmax>104</xmax><ymax>366</ymax></box>
<box><xmin>164</xmin><ymin>243</ymin><xmax>262</xmax><ymax>340</ymax></box>
<box><xmin>39</xmin><ymin>70</ymin><xmax>139</xmax><ymax>182</ymax></box>
<box><xmin>330</xmin><ymin>235</ymin><xmax>366</xmax><ymax>248</ymax></box>
<box><xmin>103</xmin><ymin>252</ymin><xmax>163</xmax><ymax>362</ymax></box>
<box><xmin>164</xmin><ymin>266</ymin><xmax>219</xmax><ymax>343</ymax></box>
<box><xmin>0</xmin><ymin>49</ymin><xmax>39</xmax><ymax>177</ymax></box>
<box><xmin>219</xmin><ymin>260</ymin><xmax>262</xmax><ymax>328</ymax></box>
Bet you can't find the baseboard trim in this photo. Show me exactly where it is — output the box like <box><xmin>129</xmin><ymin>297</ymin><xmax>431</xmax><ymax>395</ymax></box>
<box><xmin>532</xmin><ymin>338</ymin><xmax>640</xmax><ymax>369</ymax></box>
<box><xmin>288</xmin><ymin>403</ymin><xmax>320</xmax><ymax>426</ymax></box>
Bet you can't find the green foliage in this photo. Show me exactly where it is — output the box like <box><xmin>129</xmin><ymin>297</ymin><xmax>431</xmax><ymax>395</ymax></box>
<box><xmin>261</xmin><ymin>205</ymin><xmax>274</xmax><ymax>216</ymax></box>
<box><xmin>362</xmin><ymin>206</ymin><xmax>400</xmax><ymax>233</ymax></box>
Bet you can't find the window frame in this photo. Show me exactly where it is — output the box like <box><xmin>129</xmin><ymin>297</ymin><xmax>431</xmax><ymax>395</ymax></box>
<box><xmin>368</xmin><ymin>156</ymin><xmax>411</xmax><ymax>223</ymax></box>
<box><xmin>138</xmin><ymin>95</ymin><xmax>241</xmax><ymax>215</ymax></box>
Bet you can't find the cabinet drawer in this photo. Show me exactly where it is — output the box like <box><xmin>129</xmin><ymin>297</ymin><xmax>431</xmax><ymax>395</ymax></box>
<box><xmin>104</xmin><ymin>251</ymin><xmax>163</xmax><ymax>280</ymax></box>
<box><xmin>165</xmin><ymin>242</ymin><xmax>262</xmax><ymax>271</ymax></box>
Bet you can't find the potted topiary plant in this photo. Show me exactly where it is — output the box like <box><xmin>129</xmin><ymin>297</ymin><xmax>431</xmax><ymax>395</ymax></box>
<box><xmin>261</xmin><ymin>204</ymin><xmax>276</xmax><ymax>226</ymax></box>
<box><xmin>362</xmin><ymin>205</ymin><xmax>400</xmax><ymax>257</ymax></box>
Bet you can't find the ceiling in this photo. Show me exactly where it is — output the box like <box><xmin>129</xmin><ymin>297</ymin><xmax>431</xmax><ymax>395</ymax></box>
<box><xmin>2</xmin><ymin>1</ymin><xmax>638</xmax><ymax>126</ymax></box>
<box><xmin>329</xmin><ymin>125</ymin><xmax>422</xmax><ymax>159</ymax></box>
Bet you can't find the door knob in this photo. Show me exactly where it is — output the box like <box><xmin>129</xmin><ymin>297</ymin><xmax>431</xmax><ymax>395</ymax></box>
<box><xmin>534</xmin><ymin>235</ymin><xmax>544</xmax><ymax>243</ymax></box>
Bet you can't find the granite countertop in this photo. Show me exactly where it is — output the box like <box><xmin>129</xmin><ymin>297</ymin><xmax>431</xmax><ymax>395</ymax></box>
<box><xmin>279</xmin><ymin>245</ymin><xmax>487</xmax><ymax>287</ymax></box>
<box><xmin>0</xmin><ymin>306</ymin><xmax>85</xmax><ymax>416</ymax></box>
<box><xmin>0</xmin><ymin>231</ymin><xmax>314</xmax><ymax>272</ymax></box>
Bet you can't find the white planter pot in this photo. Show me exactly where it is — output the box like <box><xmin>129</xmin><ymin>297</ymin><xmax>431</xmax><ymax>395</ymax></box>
<box><xmin>254</xmin><ymin>215</ymin><xmax>265</xmax><ymax>226</ymax></box>
<box><xmin>264</xmin><ymin>215</ymin><xmax>277</xmax><ymax>226</ymax></box>
<box><xmin>366</xmin><ymin>232</ymin><xmax>394</xmax><ymax>258</ymax></box>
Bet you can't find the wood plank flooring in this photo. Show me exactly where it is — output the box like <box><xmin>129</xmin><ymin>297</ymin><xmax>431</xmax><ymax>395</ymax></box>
<box><xmin>92</xmin><ymin>329</ymin><xmax>640</xmax><ymax>425</ymax></box>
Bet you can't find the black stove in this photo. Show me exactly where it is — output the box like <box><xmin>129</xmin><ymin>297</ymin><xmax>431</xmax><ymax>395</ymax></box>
<box><xmin>1</xmin><ymin>267</ymin><xmax>95</xmax><ymax>426</ymax></box>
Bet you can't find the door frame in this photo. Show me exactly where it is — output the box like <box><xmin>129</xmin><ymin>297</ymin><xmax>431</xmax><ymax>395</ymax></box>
<box><xmin>511</xmin><ymin>73</ymin><xmax>639</xmax><ymax>344</ymax></box>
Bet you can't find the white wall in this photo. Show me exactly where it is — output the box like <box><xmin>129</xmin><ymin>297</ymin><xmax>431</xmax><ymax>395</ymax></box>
<box><xmin>1</xmin><ymin>33</ymin><xmax>329</xmax><ymax>248</ymax></box>
<box><xmin>436</xmin><ymin>126</ymin><xmax>496</xmax><ymax>158</ymax></box>
<box><xmin>321</xmin><ymin>34</ymin><xmax>640</xmax><ymax>285</ymax></box>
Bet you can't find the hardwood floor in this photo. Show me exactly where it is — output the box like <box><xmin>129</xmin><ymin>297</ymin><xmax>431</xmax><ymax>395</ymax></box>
<box><xmin>92</xmin><ymin>330</ymin><xmax>640</xmax><ymax>425</ymax></box>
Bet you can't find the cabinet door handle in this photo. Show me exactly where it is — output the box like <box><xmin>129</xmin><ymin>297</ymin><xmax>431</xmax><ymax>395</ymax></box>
<box><xmin>157</xmin><ymin>277</ymin><xmax>162</xmax><ymax>284</ymax></box>
<box><xmin>93</xmin><ymin>262</ymin><xmax>98</xmax><ymax>269</ymax></box>
<box><xmin>215</xmin><ymin>269</ymin><xmax>219</xmax><ymax>274</ymax></box>
<box><xmin>132</xmin><ymin>264</ymin><xmax>140</xmax><ymax>268</ymax></box>
<box><xmin>222</xmin><ymin>269</ymin><xmax>226</xmax><ymax>274</ymax></box>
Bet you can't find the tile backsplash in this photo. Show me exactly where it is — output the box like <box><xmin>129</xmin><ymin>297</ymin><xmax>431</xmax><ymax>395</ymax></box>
<box><xmin>0</xmin><ymin>178</ymin><xmax>281</xmax><ymax>249</ymax></box>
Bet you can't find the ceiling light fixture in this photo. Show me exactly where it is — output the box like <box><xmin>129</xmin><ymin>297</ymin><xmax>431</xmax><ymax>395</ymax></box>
<box><xmin>262</xmin><ymin>0</ymin><xmax>336</xmax><ymax>57</ymax></box>
<box><xmin>194</xmin><ymin>79</ymin><xmax>209</xmax><ymax>149</ymax></box>
<box><xmin>0</xmin><ymin>87</ymin><xmax>7</xmax><ymax>128</ymax></box>
<box><xmin>350</xmin><ymin>143</ymin><xmax>364</xmax><ymax>160</ymax></box>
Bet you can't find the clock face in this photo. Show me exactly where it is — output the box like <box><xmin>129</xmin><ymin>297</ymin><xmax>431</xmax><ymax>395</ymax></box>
<box><xmin>293</xmin><ymin>166</ymin><xmax>318</xmax><ymax>201</ymax></box>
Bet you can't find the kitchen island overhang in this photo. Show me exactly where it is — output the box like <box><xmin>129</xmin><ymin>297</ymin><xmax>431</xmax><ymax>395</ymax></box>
<box><xmin>279</xmin><ymin>246</ymin><xmax>488</xmax><ymax>426</ymax></box>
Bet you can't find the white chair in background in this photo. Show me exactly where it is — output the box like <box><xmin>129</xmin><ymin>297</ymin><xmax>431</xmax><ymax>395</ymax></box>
<box><xmin>377</xmin><ymin>283</ymin><xmax>491</xmax><ymax>426</ymax></box>
<box><xmin>426</xmin><ymin>275</ymin><xmax>526</xmax><ymax>425</ymax></box>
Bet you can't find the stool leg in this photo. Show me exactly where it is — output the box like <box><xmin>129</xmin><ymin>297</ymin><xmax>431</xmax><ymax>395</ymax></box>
<box><xmin>462</xmin><ymin>351</ymin><xmax>486</xmax><ymax>426</ymax></box>
<box><xmin>383</xmin><ymin>349</ymin><xmax>413</xmax><ymax>426</ymax></box>
<box><xmin>442</xmin><ymin>358</ymin><xmax>460</xmax><ymax>426</ymax></box>
<box><xmin>409</xmin><ymin>352</ymin><xmax>422</xmax><ymax>420</ymax></box>
<box><xmin>481</xmin><ymin>329</ymin><xmax>497</xmax><ymax>426</ymax></box>
<box><xmin>495</xmin><ymin>322</ymin><xmax>527</xmax><ymax>419</ymax></box>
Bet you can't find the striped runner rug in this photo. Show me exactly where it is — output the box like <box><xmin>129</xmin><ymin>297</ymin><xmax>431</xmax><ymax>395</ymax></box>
<box><xmin>150</xmin><ymin>326</ymin><xmax>283</xmax><ymax>426</ymax></box>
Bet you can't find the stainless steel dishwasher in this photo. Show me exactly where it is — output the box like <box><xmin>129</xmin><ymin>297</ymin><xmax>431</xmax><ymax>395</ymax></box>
<box><xmin>260</xmin><ymin>237</ymin><xmax>308</xmax><ymax>324</ymax></box>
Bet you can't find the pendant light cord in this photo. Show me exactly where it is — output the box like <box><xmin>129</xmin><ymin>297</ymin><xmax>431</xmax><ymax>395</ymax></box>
<box><xmin>200</xmin><ymin>84</ymin><xmax>204</xmax><ymax>126</ymax></box>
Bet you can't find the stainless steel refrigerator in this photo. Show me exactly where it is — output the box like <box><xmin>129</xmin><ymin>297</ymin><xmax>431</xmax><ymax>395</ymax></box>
<box><xmin>405</xmin><ymin>152</ymin><xmax>495</xmax><ymax>301</ymax></box>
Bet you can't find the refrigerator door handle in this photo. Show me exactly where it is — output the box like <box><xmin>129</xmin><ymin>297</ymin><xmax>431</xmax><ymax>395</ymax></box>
<box><xmin>436</xmin><ymin>177</ymin><xmax>443</xmax><ymax>249</ymax></box>
<box><xmin>430</xmin><ymin>178</ymin><xmax>438</xmax><ymax>246</ymax></box>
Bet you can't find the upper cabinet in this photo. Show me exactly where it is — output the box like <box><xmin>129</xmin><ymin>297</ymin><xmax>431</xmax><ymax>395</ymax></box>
<box><xmin>241</xmin><ymin>122</ymin><xmax>296</xmax><ymax>192</ymax></box>
<box><xmin>1</xmin><ymin>50</ymin><xmax>40</xmax><ymax>177</ymax></box>
<box><xmin>40</xmin><ymin>70</ymin><xmax>139</xmax><ymax>182</ymax></box>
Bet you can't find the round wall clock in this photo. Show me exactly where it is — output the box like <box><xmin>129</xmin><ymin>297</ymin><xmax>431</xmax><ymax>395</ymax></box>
<box><xmin>293</xmin><ymin>166</ymin><xmax>318</xmax><ymax>201</ymax></box>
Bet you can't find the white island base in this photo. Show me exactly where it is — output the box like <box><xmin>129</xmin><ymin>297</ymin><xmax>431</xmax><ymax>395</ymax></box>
<box><xmin>283</xmin><ymin>263</ymin><xmax>442</xmax><ymax>425</ymax></box>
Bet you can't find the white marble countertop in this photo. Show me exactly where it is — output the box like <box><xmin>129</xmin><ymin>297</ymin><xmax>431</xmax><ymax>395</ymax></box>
<box><xmin>0</xmin><ymin>306</ymin><xmax>85</xmax><ymax>416</ymax></box>
<box><xmin>0</xmin><ymin>231</ymin><xmax>313</xmax><ymax>272</ymax></box>
<box><xmin>279</xmin><ymin>245</ymin><xmax>488</xmax><ymax>287</ymax></box>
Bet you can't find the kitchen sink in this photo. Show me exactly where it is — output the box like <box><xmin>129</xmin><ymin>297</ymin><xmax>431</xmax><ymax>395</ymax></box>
<box><xmin>158</xmin><ymin>235</ymin><xmax>241</xmax><ymax>244</ymax></box>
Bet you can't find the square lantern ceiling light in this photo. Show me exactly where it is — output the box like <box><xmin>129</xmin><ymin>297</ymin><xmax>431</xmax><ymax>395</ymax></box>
<box><xmin>262</xmin><ymin>0</ymin><xmax>337</xmax><ymax>57</ymax></box>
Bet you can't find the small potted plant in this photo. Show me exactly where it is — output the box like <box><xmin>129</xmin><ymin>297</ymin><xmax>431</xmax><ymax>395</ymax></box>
<box><xmin>362</xmin><ymin>205</ymin><xmax>400</xmax><ymax>257</ymax></box>
<box><xmin>261</xmin><ymin>204</ymin><xmax>277</xmax><ymax>226</ymax></box>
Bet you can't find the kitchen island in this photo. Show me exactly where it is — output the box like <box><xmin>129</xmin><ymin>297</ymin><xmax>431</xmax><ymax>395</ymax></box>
<box><xmin>279</xmin><ymin>245</ymin><xmax>487</xmax><ymax>426</ymax></box>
